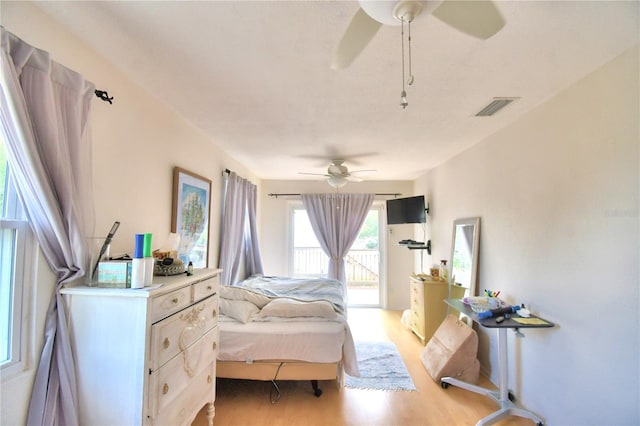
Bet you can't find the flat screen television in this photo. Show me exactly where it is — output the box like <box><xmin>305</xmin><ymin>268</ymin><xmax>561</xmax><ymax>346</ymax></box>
<box><xmin>386</xmin><ymin>195</ymin><xmax>426</xmax><ymax>225</ymax></box>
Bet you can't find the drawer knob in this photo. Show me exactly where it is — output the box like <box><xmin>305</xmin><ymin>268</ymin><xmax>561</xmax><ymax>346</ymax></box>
<box><xmin>172</xmin><ymin>297</ymin><xmax>179</xmax><ymax>304</ymax></box>
<box><xmin>212</xmin><ymin>342</ymin><xmax>217</xmax><ymax>351</ymax></box>
<box><xmin>163</xmin><ymin>383</ymin><xmax>169</xmax><ymax>395</ymax></box>
<box><xmin>207</xmin><ymin>285</ymin><xmax>212</xmax><ymax>291</ymax></box>
<box><xmin>163</xmin><ymin>337</ymin><xmax>170</xmax><ymax>349</ymax></box>
<box><xmin>212</xmin><ymin>309</ymin><xmax>217</xmax><ymax>318</ymax></box>
<box><xmin>207</xmin><ymin>375</ymin><xmax>212</xmax><ymax>384</ymax></box>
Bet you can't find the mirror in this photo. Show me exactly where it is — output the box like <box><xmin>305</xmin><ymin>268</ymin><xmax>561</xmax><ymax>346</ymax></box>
<box><xmin>450</xmin><ymin>217</ymin><xmax>480</xmax><ymax>298</ymax></box>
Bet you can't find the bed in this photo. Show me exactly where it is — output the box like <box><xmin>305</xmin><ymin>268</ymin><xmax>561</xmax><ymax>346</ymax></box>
<box><xmin>216</xmin><ymin>274</ymin><xmax>359</xmax><ymax>398</ymax></box>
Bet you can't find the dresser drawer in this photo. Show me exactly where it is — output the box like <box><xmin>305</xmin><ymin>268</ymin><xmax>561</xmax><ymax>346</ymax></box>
<box><xmin>411</xmin><ymin>280</ymin><xmax>424</xmax><ymax>299</ymax></box>
<box><xmin>151</xmin><ymin>287</ymin><xmax>192</xmax><ymax>323</ymax></box>
<box><xmin>150</xmin><ymin>294</ymin><xmax>219</xmax><ymax>371</ymax></box>
<box><xmin>149</xmin><ymin>326</ymin><xmax>219</xmax><ymax>418</ymax></box>
<box><xmin>192</xmin><ymin>274</ymin><xmax>219</xmax><ymax>302</ymax></box>
<box><xmin>152</xmin><ymin>362</ymin><xmax>215</xmax><ymax>426</ymax></box>
<box><xmin>410</xmin><ymin>282</ymin><xmax>423</xmax><ymax>311</ymax></box>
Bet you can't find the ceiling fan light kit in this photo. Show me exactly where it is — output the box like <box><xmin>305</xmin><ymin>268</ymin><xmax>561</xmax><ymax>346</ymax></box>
<box><xmin>328</xmin><ymin>175</ymin><xmax>348</xmax><ymax>188</ymax></box>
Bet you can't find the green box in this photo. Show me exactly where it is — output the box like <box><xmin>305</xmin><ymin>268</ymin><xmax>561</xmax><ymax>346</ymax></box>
<box><xmin>97</xmin><ymin>261</ymin><xmax>132</xmax><ymax>288</ymax></box>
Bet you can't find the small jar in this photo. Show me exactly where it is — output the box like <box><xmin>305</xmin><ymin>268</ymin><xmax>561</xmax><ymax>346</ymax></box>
<box><xmin>430</xmin><ymin>265</ymin><xmax>440</xmax><ymax>278</ymax></box>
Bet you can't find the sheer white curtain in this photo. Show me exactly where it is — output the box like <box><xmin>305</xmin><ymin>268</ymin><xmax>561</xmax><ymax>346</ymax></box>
<box><xmin>301</xmin><ymin>193</ymin><xmax>374</xmax><ymax>292</ymax></box>
<box><xmin>218</xmin><ymin>171</ymin><xmax>263</xmax><ymax>285</ymax></box>
<box><xmin>1</xmin><ymin>28</ymin><xmax>95</xmax><ymax>425</ymax></box>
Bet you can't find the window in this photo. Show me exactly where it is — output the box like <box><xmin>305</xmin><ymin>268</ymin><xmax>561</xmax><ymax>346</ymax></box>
<box><xmin>0</xmin><ymin>137</ymin><xmax>30</xmax><ymax>374</ymax></box>
<box><xmin>290</xmin><ymin>205</ymin><xmax>329</xmax><ymax>278</ymax></box>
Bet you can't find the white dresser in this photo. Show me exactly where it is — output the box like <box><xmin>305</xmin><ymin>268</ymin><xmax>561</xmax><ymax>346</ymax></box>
<box><xmin>61</xmin><ymin>268</ymin><xmax>221</xmax><ymax>426</ymax></box>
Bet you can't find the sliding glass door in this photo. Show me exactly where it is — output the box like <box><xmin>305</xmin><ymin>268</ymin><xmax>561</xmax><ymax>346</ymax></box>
<box><xmin>289</xmin><ymin>201</ymin><xmax>384</xmax><ymax>307</ymax></box>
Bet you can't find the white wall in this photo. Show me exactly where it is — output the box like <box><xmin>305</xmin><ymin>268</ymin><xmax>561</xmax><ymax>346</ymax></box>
<box><xmin>260</xmin><ymin>180</ymin><xmax>415</xmax><ymax>309</ymax></box>
<box><xmin>414</xmin><ymin>45</ymin><xmax>639</xmax><ymax>424</ymax></box>
<box><xmin>0</xmin><ymin>3</ymin><xmax>259</xmax><ymax>424</ymax></box>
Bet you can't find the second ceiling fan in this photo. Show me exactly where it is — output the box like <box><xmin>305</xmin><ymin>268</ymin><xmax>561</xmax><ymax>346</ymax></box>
<box><xmin>300</xmin><ymin>160</ymin><xmax>375</xmax><ymax>188</ymax></box>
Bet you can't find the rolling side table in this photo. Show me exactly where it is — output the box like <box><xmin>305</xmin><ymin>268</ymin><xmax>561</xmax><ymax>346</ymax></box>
<box><xmin>441</xmin><ymin>299</ymin><xmax>554</xmax><ymax>426</ymax></box>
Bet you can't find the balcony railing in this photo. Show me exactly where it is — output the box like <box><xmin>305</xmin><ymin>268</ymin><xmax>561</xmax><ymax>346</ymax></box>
<box><xmin>293</xmin><ymin>247</ymin><xmax>379</xmax><ymax>284</ymax></box>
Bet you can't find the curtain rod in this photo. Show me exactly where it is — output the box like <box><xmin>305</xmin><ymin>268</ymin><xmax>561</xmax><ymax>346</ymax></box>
<box><xmin>268</xmin><ymin>193</ymin><xmax>402</xmax><ymax>198</ymax></box>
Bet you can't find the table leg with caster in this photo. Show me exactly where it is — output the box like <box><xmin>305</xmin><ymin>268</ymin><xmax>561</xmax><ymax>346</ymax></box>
<box><xmin>441</xmin><ymin>328</ymin><xmax>546</xmax><ymax>426</ymax></box>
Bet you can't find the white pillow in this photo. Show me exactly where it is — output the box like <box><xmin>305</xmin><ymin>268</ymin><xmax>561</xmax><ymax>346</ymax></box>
<box><xmin>220</xmin><ymin>285</ymin><xmax>271</xmax><ymax>308</ymax></box>
<box><xmin>219</xmin><ymin>298</ymin><xmax>260</xmax><ymax>323</ymax></box>
<box><xmin>258</xmin><ymin>298</ymin><xmax>337</xmax><ymax>319</ymax></box>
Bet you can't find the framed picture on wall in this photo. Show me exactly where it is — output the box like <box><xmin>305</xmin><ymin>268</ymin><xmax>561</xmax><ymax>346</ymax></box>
<box><xmin>171</xmin><ymin>167</ymin><xmax>211</xmax><ymax>268</ymax></box>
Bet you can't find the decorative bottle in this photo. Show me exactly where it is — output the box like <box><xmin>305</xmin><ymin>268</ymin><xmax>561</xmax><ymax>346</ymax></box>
<box><xmin>440</xmin><ymin>260</ymin><xmax>448</xmax><ymax>282</ymax></box>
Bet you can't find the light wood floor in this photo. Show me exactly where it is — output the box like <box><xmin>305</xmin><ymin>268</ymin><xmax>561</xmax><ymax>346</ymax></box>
<box><xmin>194</xmin><ymin>309</ymin><xmax>534</xmax><ymax>426</ymax></box>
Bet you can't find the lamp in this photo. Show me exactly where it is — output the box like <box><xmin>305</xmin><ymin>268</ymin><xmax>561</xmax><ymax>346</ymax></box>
<box><xmin>327</xmin><ymin>175</ymin><xmax>348</xmax><ymax>188</ymax></box>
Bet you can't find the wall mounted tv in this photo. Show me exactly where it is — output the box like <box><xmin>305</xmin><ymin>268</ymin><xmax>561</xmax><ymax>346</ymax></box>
<box><xmin>386</xmin><ymin>195</ymin><xmax>427</xmax><ymax>225</ymax></box>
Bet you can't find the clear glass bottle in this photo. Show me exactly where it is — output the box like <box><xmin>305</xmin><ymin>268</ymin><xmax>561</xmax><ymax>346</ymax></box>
<box><xmin>440</xmin><ymin>260</ymin><xmax>448</xmax><ymax>282</ymax></box>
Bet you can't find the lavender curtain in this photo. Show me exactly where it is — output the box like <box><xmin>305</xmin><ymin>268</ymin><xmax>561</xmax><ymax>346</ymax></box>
<box><xmin>301</xmin><ymin>193</ymin><xmax>374</xmax><ymax>292</ymax></box>
<box><xmin>1</xmin><ymin>28</ymin><xmax>95</xmax><ymax>425</ymax></box>
<box><xmin>244</xmin><ymin>179</ymin><xmax>263</xmax><ymax>275</ymax></box>
<box><xmin>218</xmin><ymin>171</ymin><xmax>263</xmax><ymax>285</ymax></box>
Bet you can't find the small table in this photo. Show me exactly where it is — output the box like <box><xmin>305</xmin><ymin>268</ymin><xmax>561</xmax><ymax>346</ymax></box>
<box><xmin>442</xmin><ymin>299</ymin><xmax>554</xmax><ymax>426</ymax></box>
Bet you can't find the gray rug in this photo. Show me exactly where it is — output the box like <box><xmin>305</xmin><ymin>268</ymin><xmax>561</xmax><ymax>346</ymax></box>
<box><xmin>345</xmin><ymin>341</ymin><xmax>416</xmax><ymax>391</ymax></box>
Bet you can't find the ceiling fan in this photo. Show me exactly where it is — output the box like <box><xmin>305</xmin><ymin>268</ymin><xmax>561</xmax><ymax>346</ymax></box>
<box><xmin>331</xmin><ymin>0</ymin><xmax>506</xmax><ymax>70</ymax></box>
<box><xmin>299</xmin><ymin>160</ymin><xmax>375</xmax><ymax>188</ymax></box>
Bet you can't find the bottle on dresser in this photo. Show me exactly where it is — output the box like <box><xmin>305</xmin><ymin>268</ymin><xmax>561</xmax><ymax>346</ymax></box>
<box><xmin>440</xmin><ymin>260</ymin><xmax>448</xmax><ymax>282</ymax></box>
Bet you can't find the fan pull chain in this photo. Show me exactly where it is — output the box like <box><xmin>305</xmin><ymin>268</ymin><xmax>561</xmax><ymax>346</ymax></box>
<box><xmin>400</xmin><ymin>17</ymin><xmax>408</xmax><ymax>109</ymax></box>
<box><xmin>407</xmin><ymin>19</ymin><xmax>414</xmax><ymax>86</ymax></box>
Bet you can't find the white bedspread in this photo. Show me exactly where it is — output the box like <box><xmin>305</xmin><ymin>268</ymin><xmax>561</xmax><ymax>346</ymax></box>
<box><xmin>218</xmin><ymin>275</ymin><xmax>359</xmax><ymax>376</ymax></box>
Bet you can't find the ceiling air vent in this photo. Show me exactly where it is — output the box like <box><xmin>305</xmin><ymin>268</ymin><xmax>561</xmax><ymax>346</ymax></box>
<box><xmin>475</xmin><ymin>97</ymin><xmax>519</xmax><ymax>117</ymax></box>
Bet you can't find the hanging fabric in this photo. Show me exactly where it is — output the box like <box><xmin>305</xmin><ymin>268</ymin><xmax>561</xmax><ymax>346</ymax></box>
<box><xmin>1</xmin><ymin>27</ymin><xmax>96</xmax><ymax>425</ymax></box>
<box><xmin>301</xmin><ymin>193</ymin><xmax>374</xmax><ymax>294</ymax></box>
<box><xmin>218</xmin><ymin>171</ymin><xmax>264</xmax><ymax>285</ymax></box>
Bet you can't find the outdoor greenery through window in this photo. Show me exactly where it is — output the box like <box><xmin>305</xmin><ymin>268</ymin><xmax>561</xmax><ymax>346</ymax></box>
<box><xmin>0</xmin><ymin>137</ymin><xmax>28</xmax><ymax>370</ymax></box>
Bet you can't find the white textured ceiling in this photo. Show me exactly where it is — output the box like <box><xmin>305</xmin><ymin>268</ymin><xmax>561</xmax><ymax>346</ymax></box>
<box><xmin>34</xmin><ymin>1</ymin><xmax>639</xmax><ymax>181</ymax></box>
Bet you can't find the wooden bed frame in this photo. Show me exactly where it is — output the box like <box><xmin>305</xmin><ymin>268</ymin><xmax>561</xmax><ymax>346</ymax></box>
<box><xmin>216</xmin><ymin>360</ymin><xmax>344</xmax><ymax>396</ymax></box>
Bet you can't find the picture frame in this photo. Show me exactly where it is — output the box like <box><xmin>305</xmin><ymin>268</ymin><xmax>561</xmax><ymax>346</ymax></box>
<box><xmin>171</xmin><ymin>167</ymin><xmax>212</xmax><ymax>268</ymax></box>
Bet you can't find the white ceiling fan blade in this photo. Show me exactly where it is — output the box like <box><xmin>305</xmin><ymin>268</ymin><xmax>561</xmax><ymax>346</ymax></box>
<box><xmin>346</xmin><ymin>175</ymin><xmax>364</xmax><ymax>182</ymax></box>
<box><xmin>299</xmin><ymin>172</ymin><xmax>330</xmax><ymax>177</ymax></box>
<box><xmin>432</xmin><ymin>0</ymin><xmax>505</xmax><ymax>40</ymax></box>
<box><xmin>331</xmin><ymin>7</ymin><xmax>382</xmax><ymax>70</ymax></box>
<box><xmin>349</xmin><ymin>169</ymin><xmax>376</xmax><ymax>174</ymax></box>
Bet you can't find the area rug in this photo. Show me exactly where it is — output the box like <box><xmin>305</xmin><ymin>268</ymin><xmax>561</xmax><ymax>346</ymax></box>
<box><xmin>345</xmin><ymin>341</ymin><xmax>416</xmax><ymax>391</ymax></box>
